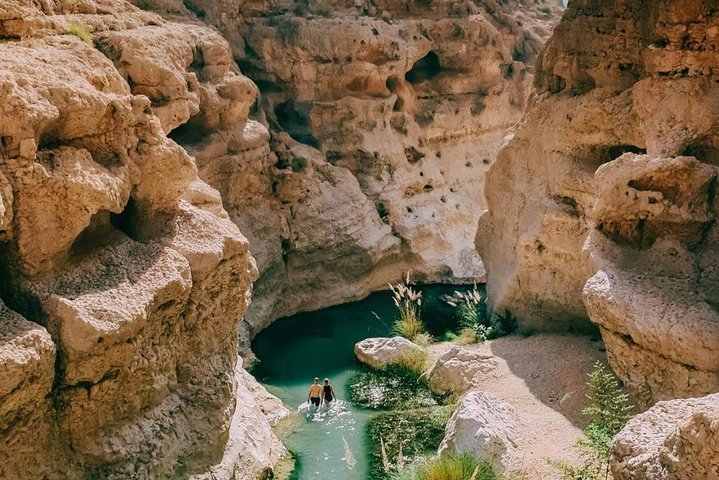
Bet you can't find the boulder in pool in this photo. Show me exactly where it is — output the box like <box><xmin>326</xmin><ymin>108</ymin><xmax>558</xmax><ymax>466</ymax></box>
<box><xmin>354</xmin><ymin>336</ymin><xmax>423</xmax><ymax>370</ymax></box>
<box><xmin>428</xmin><ymin>345</ymin><xmax>498</xmax><ymax>394</ymax></box>
<box><xmin>439</xmin><ymin>391</ymin><xmax>517</xmax><ymax>473</ymax></box>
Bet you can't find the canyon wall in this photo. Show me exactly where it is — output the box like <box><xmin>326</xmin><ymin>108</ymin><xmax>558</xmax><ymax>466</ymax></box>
<box><xmin>478</xmin><ymin>0</ymin><xmax>719</xmax><ymax>407</ymax></box>
<box><xmin>135</xmin><ymin>0</ymin><xmax>564</xmax><ymax>342</ymax></box>
<box><xmin>0</xmin><ymin>2</ymin><xmax>282</xmax><ymax>478</ymax></box>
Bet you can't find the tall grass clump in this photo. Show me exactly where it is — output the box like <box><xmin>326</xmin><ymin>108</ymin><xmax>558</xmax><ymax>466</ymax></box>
<box><xmin>391</xmin><ymin>453</ymin><xmax>499</xmax><ymax>480</ymax></box>
<box><xmin>368</xmin><ymin>406</ymin><xmax>456</xmax><ymax>479</ymax></box>
<box><xmin>551</xmin><ymin>362</ymin><xmax>634</xmax><ymax>480</ymax></box>
<box><xmin>67</xmin><ymin>21</ymin><xmax>93</xmax><ymax>45</ymax></box>
<box><xmin>445</xmin><ymin>286</ymin><xmax>517</xmax><ymax>344</ymax></box>
<box><xmin>390</xmin><ymin>273</ymin><xmax>425</xmax><ymax>341</ymax></box>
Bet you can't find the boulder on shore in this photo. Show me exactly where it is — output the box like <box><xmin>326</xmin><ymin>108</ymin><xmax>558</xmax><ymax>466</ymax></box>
<box><xmin>439</xmin><ymin>391</ymin><xmax>517</xmax><ymax>473</ymax></box>
<box><xmin>354</xmin><ymin>336</ymin><xmax>423</xmax><ymax>370</ymax></box>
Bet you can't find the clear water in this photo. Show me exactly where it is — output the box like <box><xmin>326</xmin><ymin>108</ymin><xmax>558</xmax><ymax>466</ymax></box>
<box><xmin>251</xmin><ymin>286</ymin><xmax>464</xmax><ymax>480</ymax></box>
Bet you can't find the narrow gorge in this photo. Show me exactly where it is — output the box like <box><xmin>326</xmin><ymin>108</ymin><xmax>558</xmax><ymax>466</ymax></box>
<box><xmin>0</xmin><ymin>0</ymin><xmax>717</xmax><ymax>479</ymax></box>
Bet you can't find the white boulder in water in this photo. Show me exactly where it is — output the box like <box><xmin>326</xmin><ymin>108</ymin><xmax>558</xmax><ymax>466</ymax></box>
<box><xmin>439</xmin><ymin>391</ymin><xmax>517</xmax><ymax>473</ymax></box>
<box><xmin>354</xmin><ymin>336</ymin><xmax>423</xmax><ymax>370</ymax></box>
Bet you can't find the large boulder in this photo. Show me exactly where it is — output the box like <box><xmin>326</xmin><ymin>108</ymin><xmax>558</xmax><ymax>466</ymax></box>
<box><xmin>439</xmin><ymin>391</ymin><xmax>517</xmax><ymax>473</ymax></box>
<box><xmin>427</xmin><ymin>345</ymin><xmax>498</xmax><ymax>394</ymax></box>
<box><xmin>611</xmin><ymin>393</ymin><xmax>719</xmax><ymax>480</ymax></box>
<box><xmin>354</xmin><ymin>336</ymin><xmax>423</xmax><ymax>370</ymax></box>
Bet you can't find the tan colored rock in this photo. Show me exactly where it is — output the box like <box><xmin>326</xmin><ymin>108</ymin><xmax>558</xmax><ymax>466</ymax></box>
<box><xmin>478</xmin><ymin>0</ymin><xmax>719</xmax><ymax>404</ymax></box>
<box><xmin>611</xmin><ymin>393</ymin><xmax>719</xmax><ymax>480</ymax></box>
<box><xmin>133</xmin><ymin>0</ymin><xmax>563</xmax><ymax>339</ymax></box>
<box><xmin>0</xmin><ymin>301</ymin><xmax>61</xmax><ymax>480</ymax></box>
<box><xmin>0</xmin><ymin>1</ymin><xmax>281</xmax><ymax>478</ymax></box>
<box><xmin>427</xmin><ymin>345</ymin><xmax>498</xmax><ymax>395</ymax></box>
<box><xmin>439</xmin><ymin>391</ymin><xmax>517</xmax><ymax>473</ymax></box>
<box><xmin>354</xmin><ymin>336</ymin><xmax>424</xmax><ymax>370</ymax></box>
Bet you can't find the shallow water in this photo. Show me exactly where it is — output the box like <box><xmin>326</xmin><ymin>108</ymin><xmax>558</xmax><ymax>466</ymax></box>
<box><xmin>251</xmin><ymin>286</ymin><xmax>464</xmax><ymax>480</ymax></box>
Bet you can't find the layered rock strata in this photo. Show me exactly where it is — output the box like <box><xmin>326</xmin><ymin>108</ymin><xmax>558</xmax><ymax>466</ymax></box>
<box><xmin>0</xmin><ymin>2</ymin><xmax>281</xmax><ymax>478</ymax></box>
<box><xmin>478</xmin><ymin>0</ymin><xmax>719</xmax><ymax>405</ymax></box>
<box><xmin>133</xmin><ymin>0</ymin><xmax>564</xmax><ymax>341</ymax></box>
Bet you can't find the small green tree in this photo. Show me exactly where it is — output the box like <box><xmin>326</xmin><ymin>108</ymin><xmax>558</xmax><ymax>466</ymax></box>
<box><xmin>552</xmin><ymin>362</ymin><xmax>634</xmax><ymax>480</ymax></box>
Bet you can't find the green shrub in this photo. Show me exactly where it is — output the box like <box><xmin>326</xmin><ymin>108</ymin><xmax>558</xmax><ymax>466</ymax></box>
<box><xmin>392</xmin><ymin>452</ymin><xmax>499</xmax><ymax>480</ymax></box>
<box><xmin>445</xmin><ymin>286</ymin><xmax>518</xmax><ymax>344</ymax></box>
<box><xmin>551</xmin><ymin>362</ymin><xmax>634</xmax><ymax>480</ymax></box>
<box><xmin>396</xmin><ymin>348</ymin><xmax>430</xmax><ymax>376</ymax></box>
<box><xmin>348</xmin><ymin>364</ymin><xmax>442</xmax><ymax>410</ymax></box>
<box><xmin>290</xmin><ymin>156</ymin><xmax>307</xmax><ymax>172</ymax></box>
<box><xmin>368</xmin><ymin>406</ymin><xmax>455</xmax><ymax>479</ymax></box>
<box><xmin>391</xmin><ymin>274</ymin><xmax>426</xmax><ymax>341</ymax></box>
<box><xmin>67</xmin><ymin>21</ymin><xmax>93</xmax><ymax>45</ymax></box>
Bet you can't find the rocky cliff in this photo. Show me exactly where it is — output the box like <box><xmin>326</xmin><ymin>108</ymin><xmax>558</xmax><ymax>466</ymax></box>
<box><xmin>0</xmin><ymin>0</ymin><xmax>565</xmax><ymax>478</ymax></box>
<box><xmin>478</xmin><ymin>0</ymin><xmax>719</xmax><ymax>407</ymax></box>
<box><xmin>132</xmin><ymin>0</ymin><xmax>563</xmax><ymax>342</ymax></box>
<box><xmin>0</xmin><ymin>2</ymin><xmax>283</xmax><ymax>478</ymax></box>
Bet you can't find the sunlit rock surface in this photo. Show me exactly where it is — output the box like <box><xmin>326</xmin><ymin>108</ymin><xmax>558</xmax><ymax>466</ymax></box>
<box><xmin>132</xmin><ymin>0</ymin><xmax>564</xmax><ymax>342</ymax></box>
<box><xmin>478</xmin><ymin>0</ymin><xmax>719</xmax><ymax>405</ymax></box>
<box><xmin>612</xmin><ymin>393</ymin><xmax>719</xmax><ymax>480</ymax></box>
<box><xmin>0</xmin><ymin>2</ymin><xmax>281</xmax><ymax>478</ymax></box>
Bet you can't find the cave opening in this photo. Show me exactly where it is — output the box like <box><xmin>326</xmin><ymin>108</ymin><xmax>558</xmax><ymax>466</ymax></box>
<box><xmin>405</xmin><ymin>51</ymin><xmax>441</xmax><ymax>85</ymax></box>
<box><xmin>274</xmin><ymin>100</ymin><xmax>318</xmax><ymax>147</ymax></box>
<box><xmin>681</xmin><ymin>144</ymin><xmax>719</xmax><ymax>166</ymax></box>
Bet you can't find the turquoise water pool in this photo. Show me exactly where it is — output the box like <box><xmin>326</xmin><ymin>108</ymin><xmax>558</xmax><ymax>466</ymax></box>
<box><xmin>251</xmin><ymin>286</ymin><xmax>464</xmax><ymax>480</ymax></box>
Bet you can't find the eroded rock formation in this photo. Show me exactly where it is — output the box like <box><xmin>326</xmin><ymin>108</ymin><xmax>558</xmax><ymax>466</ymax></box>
<box><xmin>0</xmin><ymin>2</ymin><xmax>282</xmax><ymax>478</ymax></box>
<box><xmin>611</xmin><ymin>393</ymin><xmax>719</xmax><ymax>480</ymax></box>
<box><xmin>131</xmin><ymin>0</ymin><xmax>563</xmax><ymax>342</ymax></box>
<box><xmin>478</xmin><ymin>0</ymin><xmax>719</xmax><ymax>406</ymax></box>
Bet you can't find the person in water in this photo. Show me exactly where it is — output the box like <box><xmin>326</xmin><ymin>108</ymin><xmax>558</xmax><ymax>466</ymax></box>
<box><xmin>322</xmin><ymin>378</ymin><xmax>335</xmax><ymax>405</ymax></box>
<box><xmin>307</xmin><ymin>377</ymin><xmax>323</xmax><ymax>407</ymax></box>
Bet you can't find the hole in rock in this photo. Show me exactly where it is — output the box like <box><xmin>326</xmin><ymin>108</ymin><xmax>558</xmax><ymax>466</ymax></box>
<box><xmin>274</xmin><ymin>101</ymin><xmax>318</xmax><ymax>147</ymax></box>
<box><xmin>168</xmin><ymin>117</ymin><xmax>209</xmax><ymax>146</ymax></box>
<box><xmin>71</xmin><ymin>210</ymin><xmax>121</xmax><ymax>257</ymax></box>
<box><xmin>582</xmin><ymin>144</ymin><xmax>647</xmax><ymax>171</ymax></box>
<box><xmin>405</xmin><ymin>51</ymin><xmax>441</xmax><ymax>85</ymax></box>
<box><xmin>110</xmin><ymin>197</ymin><xmax>145</xmax><ymax>241</ymax></box>
<box><xmin>681</xmin><ymin>144</ymin><xmax>719</xmax><ymax>166</ymax></box>
<box><xmin>385</xmin><ymin>75</ymin><xmax>404</xmax><ymax>111</ymax></box>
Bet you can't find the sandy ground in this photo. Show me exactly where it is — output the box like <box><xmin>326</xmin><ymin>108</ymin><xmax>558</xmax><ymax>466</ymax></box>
<box><xmin>431</xmin><ymin>333</ymin><xmax>608</xmax><ymax>479</ymax></box>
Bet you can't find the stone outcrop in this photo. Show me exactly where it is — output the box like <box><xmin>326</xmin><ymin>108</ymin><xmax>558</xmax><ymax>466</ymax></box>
<box><xmin>611</xmin><ymin>393</ymin><xmax>719</xmax><ymax>480</ymax></box>
<box><xmin>354</xmin><ymin>336</ymin><xmax>424</xmax><ymax>370</ymax></box>
<box><xmin>439</xmin><ymin>391</ymin><xmax>517</xmax><ymax>473</ymax></box>
<box><xmin>0</xmin><ymin>2</ymin><xmax>282</xmax><ymax>478</ymax></box>
<box><xmin>427</xmin><ymin>345</ymin><xmax>498</xmax><ymax>394</ymax></box>
<box><xmin>478</xmin><ymin>0</ymin><xmax>719</xmax><ymax>405</ymax></box>
<box><xmin>132</xmin><ymin>0</ymin><xmax>564</xmax><ymax>340</ymax></box>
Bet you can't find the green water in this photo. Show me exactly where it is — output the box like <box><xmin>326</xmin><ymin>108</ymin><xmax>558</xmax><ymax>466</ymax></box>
<box><xmin>251</xmin><ymin>286</ymin><xmax>464</xmax><ymax>480</ymax></box>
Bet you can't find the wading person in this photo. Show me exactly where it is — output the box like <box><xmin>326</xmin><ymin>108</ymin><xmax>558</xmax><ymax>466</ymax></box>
<box><xmin>307</xmin><ymin>377</ymin><xmax>323</xmax><ymax>407</ymax></box>
<box><xmin>322</xmin><ymin>378</ymin><xmax>335</xmax><ymax>405</ymax></box>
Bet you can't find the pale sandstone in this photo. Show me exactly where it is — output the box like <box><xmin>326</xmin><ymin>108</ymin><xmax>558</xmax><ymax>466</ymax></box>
<box><xmin>427</xmin><ymin>345</ymin><xmax>498</xmax><ymax>395</ymax></box>
<box><xmin>478</xmin><ymin>0</ymin><xmax>719</xmax><ymax>404</ymax></box>
<box><xmin>439</xmin><ymin>391</ymin><xmax>517</xmax><ymax>473</ymax></box>
<box><xmin>131</xmin><ymin>0</ymin><xmax>563</xmax><ymax>340</ymax></box>
<box><xmin>354</xmin><ymin>336</ymin><xmax>424</xmax><ymax>370</ymax></box>
<box><xmin>612</xmin><ymin>393</ymin><xmax>719</xmax><ymax>480</ymax></box>
<box><xmin>0</xmin><ymin>1</ymin><xmax>282</xmax><ymax>478</ymax></box>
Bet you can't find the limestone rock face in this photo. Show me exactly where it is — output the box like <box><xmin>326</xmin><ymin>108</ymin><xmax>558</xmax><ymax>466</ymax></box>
<box><xmin>133</xmin><ymin>0</ymin><xmax>563</xmax><ymax>338</ymax></box>
<box><xmin>478</xmin><ymin>0</ymin><xmax>719</xmax><ymax>404</ymax></box>
<box><xmin>0</xmin><ymin>2</ymin><xmax>282</xmax><ymax>478</ymax></box>
<box><xmin>354</xmin><ymin>336</ymin><xmax>423</xmax><ymax>370</ymax></box>
<box><xmin>439</xmin><ymin>391</ymin><xmax>517</xmax><ymax>473</ymax></box>
<box><xmin>427</xmin><ymin>345</ymin><xmax>498</xmax><ymax>395</ymax></box>
<box><xmin>611</xmin><ymin>393</ymin><xmax>719</xmax><ymax>480</ymax></box>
